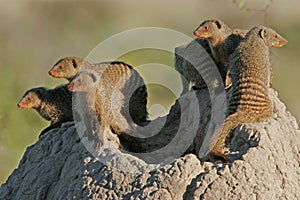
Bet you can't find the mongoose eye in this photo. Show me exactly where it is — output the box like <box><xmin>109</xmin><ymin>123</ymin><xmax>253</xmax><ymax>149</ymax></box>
<box><xmin>59</xmin><ymin>66</ymin><xmax>62</xmax><ymax>70</ymax></box>
<box><xmin>274</xmin><ymin>34</ymin><xmax>278</xmax><ymax>38</ymax></box>
<box><xmin>204</xmin><ymin>26</ymin><xmax>208</xmax><ymax>30</ymax></box>
<box><xmin>27</xmin><ymin>97</ymin><xmax>31</xmax><ymax>101</ymax></box>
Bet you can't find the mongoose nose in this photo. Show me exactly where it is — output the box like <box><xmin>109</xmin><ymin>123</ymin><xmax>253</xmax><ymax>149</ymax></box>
<box><xmin>193</xmin><ymin>31</ymin><xmax>198</xmax><ymax>36</ymax></box>
<box><xmin>17</xmin><ymin>103</ymin><xmax>21</xmax><ymax>108</ymax></box>
<box><xmin>282</xmin><ymin>38</ymin><xmax>288</xmax><ymax>46</ymax></box>
<box><xmin>48</xmin><ymin>70</ymin><xmax>53</xmax><ymax>76</ymax></box>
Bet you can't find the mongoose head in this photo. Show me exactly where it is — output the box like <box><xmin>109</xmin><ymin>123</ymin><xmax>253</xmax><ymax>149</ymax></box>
<box><xmin>17</xmin><ymin>87</ymin><xmax>46</xmax><ymax>109</ymax></box>
<box><xmin>193</xmin><ymin>19</ymin><xmax>232</xmax><ymax>46</ymax></box>
<box><xmin>257</xmin><ymin>26</ymin><xmax>288</xmax><ymax>47</ymax></box>
<box><xmin>49</xmin><ymin>57</ymin><xmax>83</xmax><ymax>80</ymax></box>
<box><xmin>67</xmin><ymin>70</ymin><xmax>98</xmax><ymax>92</ymax></box>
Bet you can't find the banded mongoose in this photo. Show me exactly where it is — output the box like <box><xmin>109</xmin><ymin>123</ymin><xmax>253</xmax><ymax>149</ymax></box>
<box><xmin>175</xmin><ymin>38</ymin><xmax>213</xmax><ymax>94</ymax></box>
<box><xmin>49</xmin><ymin>57</ymin><xmax>148</xmax><ymax>124</ymax></box>
<box><xmin>17</xmin><ymin>84</ymin><xmax>73</xmax><ymax>136</ymax></box>
<box><xmin>67</xmin><ymin>69</ymin><xmax>130</xmax><ymax>147</ymax></box>
<box><xmin>193</xmin><ymin>19</ymin><xmax>247</xmax><ymax>87</ymax></box>
<box><xmin>209</xmin><ymin>26</ymin><xmax>288</xmax><ymax>162</ymax></box>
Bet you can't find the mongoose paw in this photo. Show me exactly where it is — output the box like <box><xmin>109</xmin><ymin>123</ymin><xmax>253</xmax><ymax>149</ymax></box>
<box><xmin>95</xmin><ymin>139</ymin><xmax>104</xmax><ymax>149</ymax></box>
<box><xmin>209</xmin><ymin>151</ymin><xmax>229</xmax><ymax>163</ymax></box>
<box><xmin>106</xmin><ymin>132</ymin><xmax>121</xmax><ymax>148</ymax></box>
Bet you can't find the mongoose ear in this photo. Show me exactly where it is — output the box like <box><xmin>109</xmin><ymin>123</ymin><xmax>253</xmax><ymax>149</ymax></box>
<box><xmin>214</xmin><ymin>20</ymin><xmax>222</xmax><ymax>29</ymax></box>
<box><xmin>259</xmin><ymin>28</ymin><xmax>267</xmax><ymax>39</ymax></box>
<box><xmin>90</xmin><ymin>73</ymin><xmax>98</xmax><ymax>83</ymax></box>
<box><xmin>72</xmin><ymin>59</ymin><xmax>78</xmax><ymax>69</ymax></box>
<box><xmin>34</xmin><ymin>90</ymin><xmax>41</xmax><ymax>97</ymax></box>
<box><xmin>35</xmin><ymin>88</ymin><xmax>46</xmax><ymax>99</ymax></box>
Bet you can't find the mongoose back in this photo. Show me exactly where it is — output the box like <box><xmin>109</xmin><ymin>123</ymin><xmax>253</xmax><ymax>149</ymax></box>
<box><xmin>49</xmin><ymin>57</ymin><xmax>148</xmax><ymax>124</ymax></box>
<box><xmin>194</xmin><ymin>19</ymin><xmax>247</xmax><ymax>87</ymax></box>
<box><xmin>17</xmin><ymin>84</ymin><xmax>73</xmax><ymax>136</ymax></box>
<box><xmin>209</xmin><ymin>26</ymin><xmax>288</xmax><ymax>162</ymax></box>
<box><xmin>175</xmin><ymin>38</ymin><xmax>213</xmax><ymax>93</ymax></box>
<box><xmin>67</xmin><ymin>69</ymin><xmax>129</xmax><ymax>147</ymax></box>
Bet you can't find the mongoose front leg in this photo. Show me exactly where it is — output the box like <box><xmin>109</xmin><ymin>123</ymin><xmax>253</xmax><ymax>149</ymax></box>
<box><xmin>86</xmin><ymin>116</ymin><xmax>104</xmax><ymax>148</ymax></box>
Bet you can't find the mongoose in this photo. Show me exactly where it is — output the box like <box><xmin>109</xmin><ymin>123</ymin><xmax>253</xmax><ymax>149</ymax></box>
<box><xmin>193</xmin><ymin>19</ymin><xmax>247</xmax><ymax>87</ymax></box>
<box><xmin>174</xmin><ymin>38</ymin><xmax>214</xmax><ymax>94</ymax></box>
<box><xmin>49</xmin><ymin>57</ymin><xmax>148</xmax><ymax>125</ymax></box>
<box><xmin>17</xmin><ymin>84</ymin><xmax>73</xmax><ymax>136</ymax></box>
<box><xmin>208</xmin><ymin>26</ymin><xmax>288</xmax><ymax>162</ymax></box>
<box><xmin>67</xmin><ymin>69</ymin><xmax>132</xmax><ymax>147</ymax></box>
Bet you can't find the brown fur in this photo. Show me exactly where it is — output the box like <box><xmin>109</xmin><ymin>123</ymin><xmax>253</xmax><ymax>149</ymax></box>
<box><xmin>209</xmin><ymin>26</ymin><xmax>288</xmax><ymax>162</ymax></box>
<box><xmin>68</xmin><ymin>69</ymin><xmax>133</xmax><ymax>147</ymax></box>
<box><xmin>17</xmin><ymin>84</ymin><xmax>73</xmax><ymax>136</ymax></box>
<box><xmin>194</xmin><ymin>19</ymin><xmax>246</xmax><ymax>87</ymax></box>
<box><xmin>49</xmin><ymin>57</ymin><xmax>148</xmax><ymax>124</ymax></box>
<box><xmin>174</xmin><ymin>38</ymin><xmax>213</xmax><ymax>93</ymax></box>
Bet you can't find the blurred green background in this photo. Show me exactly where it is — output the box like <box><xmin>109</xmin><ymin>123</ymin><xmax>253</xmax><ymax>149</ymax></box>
<box><xmin>0</xmin><ymin>0</ymin><xmax>299</xmax><ymax>184</ymax></box>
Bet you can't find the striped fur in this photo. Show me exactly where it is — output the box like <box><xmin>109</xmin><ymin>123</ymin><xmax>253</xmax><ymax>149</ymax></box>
<box><xmin>210</xmin><ymin>26</ymin><xmax>288</xmax><ymax>162</ymax></box>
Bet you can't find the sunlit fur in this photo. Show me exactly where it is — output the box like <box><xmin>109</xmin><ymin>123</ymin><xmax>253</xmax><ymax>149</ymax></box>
<box><xmin>17</xmin><ymin>85</ymin><xmax>73</xmax><ymax>135</ymax></box>
<box><xmin>49</xmin><ymin>57</ymin><xmax>148</xmax><ymax>124</ymax></box>
<box><xmin>210</xmin><ymin>26</ymin><xmax>288</xmax><ymax>162</ymax></box>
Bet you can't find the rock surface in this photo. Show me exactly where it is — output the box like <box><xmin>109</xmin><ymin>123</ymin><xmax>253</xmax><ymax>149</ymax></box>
<box><xmin>0</xmin><ymin>88</ymin><xmax>299</xmax><ymax>199</ymax></box>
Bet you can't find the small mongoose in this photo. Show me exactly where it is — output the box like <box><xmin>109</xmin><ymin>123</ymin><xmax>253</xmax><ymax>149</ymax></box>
<box><xmin>67</xmin><ymin>69</ymin><xmax>130</xmax><ymax>147</ymax></box>
<box><xmin>193</xmin><ymin>19</ymin><xmax>247</xmax><ymax>87</ymax></box>
<box><xmin>209</xmin><ymin>26</ymin><xmax>288</xmax><ymax>162</ymax></box>
<box><xmin>175</xmin><ymin>38</ymin><xmax>213</xmax><ymax>94</ymax></box>
<box><xmin>17</xmin><ymin>84</ymin><xmax>73</xmax><ymax>136</ymax></box>
<box><xmin>49</xmin><ymin>57</ymin><xmax>148</xmax><ymax>125</ymax></box>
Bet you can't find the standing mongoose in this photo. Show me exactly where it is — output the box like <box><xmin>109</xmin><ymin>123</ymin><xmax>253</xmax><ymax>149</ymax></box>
<box><xmin>208</xmin><ymin>26</ymin><xmax>288</xmax><ymax>162</ymax></box>
<box><xmin>17</xmin><ymin>84</ymin><xmax>73</xmax><ymax>136</ymax></box>
<box><xmin>193</xmin><ymin>19</ymin><xmax>247</xmax><ymax>87</ymax></box>
<box><xmin>49</xmin><ymin>57</ymin><xmax>148</xmax><ymax>125</ymax></box>
<box><xmin>67</xmin><ymin>69</ymin><xmax>130</xmax><ymax>147</ymax></box>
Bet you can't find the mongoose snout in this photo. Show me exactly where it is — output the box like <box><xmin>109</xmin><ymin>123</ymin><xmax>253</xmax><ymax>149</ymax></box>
<box><xmin>48</xmin><ymin>67</ymin><xmax>63</xmax><ymax>78</ymax></box>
